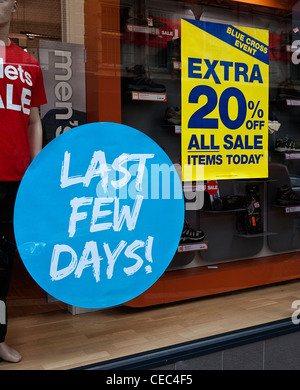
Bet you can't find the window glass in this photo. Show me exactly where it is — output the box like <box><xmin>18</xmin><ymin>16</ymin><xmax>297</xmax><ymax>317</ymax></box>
<box><xmin>1</xmin><ymin>0</ymin><xmax>300</xmax><ymax>370</ymax></box>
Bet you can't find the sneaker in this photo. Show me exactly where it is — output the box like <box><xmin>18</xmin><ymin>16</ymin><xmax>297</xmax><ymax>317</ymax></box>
<box><xmin>165</xmin><ymin>106</ymin><xmax>181</xmax><ymax>125</ymax></box>
<box><xmin>277</xmin><ymin>184</ymin><xmax>300</xmax><ymax>205</ymax></box>
<box><xmin>294</xmin><ymin>140</ymin><xmax>300</xmax><ymax>152</ymax></box>
<box><xmin>126</xmin><ymin>64</ymin><xmax>146</xmax><ymax>76</ymax></box>
<box><xmin>128</xmin><ymin>75</ymin><xmax>166</xmax><ymax>92</ymax></box>
<box><xmin>180</xmin><ymin>220</ymin><xmax>205</xmax><ymax>244</ymax></box>
<box><xmin>275</xmin><ymin>137</ymin><xmax>296</xmax><ymax>152</ymax></box>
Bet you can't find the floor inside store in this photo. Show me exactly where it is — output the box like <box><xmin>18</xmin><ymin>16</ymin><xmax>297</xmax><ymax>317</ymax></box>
<box><xmin>6</xmin><ymin>254</ymin><xmax>67</xmax><ymax>318</ymax></box>
<box><xmin>1</xmin><ymin>255</ymin><xmax>300</xmax><ymax>370</ymax></box>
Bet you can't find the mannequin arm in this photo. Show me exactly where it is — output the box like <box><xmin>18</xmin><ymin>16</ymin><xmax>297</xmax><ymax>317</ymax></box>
<box><xmin>28</xmin><ymin>106</ymin><xmax>43</xmax><ymax>161</ymax></box>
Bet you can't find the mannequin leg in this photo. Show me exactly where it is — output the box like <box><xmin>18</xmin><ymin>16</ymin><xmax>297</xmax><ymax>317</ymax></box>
<box><xmin>0</xmin><ymin>182</ymin><xmax>21</xmax><ymax>363</ymax></box>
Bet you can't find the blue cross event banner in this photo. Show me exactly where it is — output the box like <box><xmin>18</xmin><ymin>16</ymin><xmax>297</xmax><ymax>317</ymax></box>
<box><xmin>181</xmin><ymin>19</ymin><xmax>269</xmax><ymax>181</ymax></box>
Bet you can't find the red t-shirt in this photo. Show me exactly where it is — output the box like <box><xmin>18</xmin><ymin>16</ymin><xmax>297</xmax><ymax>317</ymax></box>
<box><xmin>0</xmin><ymin>41</ymin><xmax>47</xmax><ymax>181</ymax></box>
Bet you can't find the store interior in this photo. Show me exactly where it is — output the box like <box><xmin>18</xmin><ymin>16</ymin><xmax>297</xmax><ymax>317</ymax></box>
<box><xmin>2</xmin><ymin>0</ymin><xmax>300</xmax><ymax>370</ymax></box>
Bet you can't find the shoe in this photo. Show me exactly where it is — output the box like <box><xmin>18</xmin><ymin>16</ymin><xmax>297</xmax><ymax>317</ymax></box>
<box><xmin>277</xmin><ymin>184</ymin><xmax>300</xmax><ymax>205</ymax></box>
<box><xmin>128</xmin><ymin>75</ymin><xmax>166</xmax><ymax>92</ymax></box>
<box><xmin>126</xmin><ymin>64</ymin><xmax>166</xmax><ymax>93</ymax></box>
<box><xmin>165</xmin><ymin>106</ymin><xmax>181</xmax><ymax>125</ymax></box>
<box><xmin>180</xmin><ymin>220</ymin><xmax>205</xmax><ymax>244</ymax></box>
<box><xmin>126</xmin><ymin>64</ymin><xmax>147</xmax><ymax>76</ymax></box>
<box><xmin>275</xmin><ymin>137</ymin><xmax>297</xmax><ymax>152</ymax></box>
<box><xmin>213</xmin><ymin>195</ymin><xmax>246</xmax><ymax>211</ymax></box>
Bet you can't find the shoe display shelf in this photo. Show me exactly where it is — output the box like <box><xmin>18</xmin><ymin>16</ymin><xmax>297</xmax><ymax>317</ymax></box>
<box><xmin>267</xmin><ymin>163</ymin><xmax>300</xmax><ymax>252</ymax></box>
<box><xmin>117</xmin><ymin>29</ymin><xmax>300</xmax><ymax>307</ymax></box>
<box><xmin>234</xmin><ymin>231</ymin><xmax>277</xmax><ymax>238</ymax></box>
<box><xmin>161</xmin><ymin>123</ymin><xmax>181</xmax><ymax>134</ymax></box>
<box><xmin>274</xmin><ymin>148</ymin><xmax>300</xmax><ymax>161</ymax></box>
<box><xmin>202</xmin><ymin>178</ymin><xmax>276</xmax><ymax>240</ymax></box>
<box><xmin>86</xmin><ymin>9</ymin><xmax>300</xmax><ymax>309</ymax></box>
<box><xmin>203</xmin><ymin>207</ymin><xmax>276</xmax><ymax>238</ymax></box>
<box><xmin>125</xmin><ymin>252</ymin><xmax>300</xmax><ymax>308</ymax></box>
<box><xmin>235</xmin><ymin>179</ymin><xmax>277</xmax><ymax>239</ymax></box>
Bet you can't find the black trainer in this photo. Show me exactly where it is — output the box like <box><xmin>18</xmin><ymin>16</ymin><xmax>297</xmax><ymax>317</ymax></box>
<box><xmin>165</xmin><ymin>106</ymin><xmax>181</xmax><ymax>125</ymax></box>
<box><xmin>128</xmin><ymin>75</ymin><xmax>166</xmax><ymax>92</ymax></box>
<box><xmin>275</xmin><ymin>137</ymin><xmax>299</xmax><ymax>152</ymax></box>
<box><xmin>277</xmin><ymin>185</ymin><xmax>300</xmax><ymax>205</ymax></box>
<box><xmin>180</xmin><ymin>220</ymin><xmax>205</xmax><ymax>244</ymax></box>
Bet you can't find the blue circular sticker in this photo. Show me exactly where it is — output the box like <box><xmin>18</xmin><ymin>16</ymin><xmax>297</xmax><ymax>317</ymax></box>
<box><xmin>14</xmin><ymin>122</ymin><xmax>184</xmax><ymax>308</ymax></box>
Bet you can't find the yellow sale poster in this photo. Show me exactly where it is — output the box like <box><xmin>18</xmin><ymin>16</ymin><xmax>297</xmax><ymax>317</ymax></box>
<box><xmin>181</xmin><ymin>19</ymin><xmax>269</xmax><ymax>181</ymax></box>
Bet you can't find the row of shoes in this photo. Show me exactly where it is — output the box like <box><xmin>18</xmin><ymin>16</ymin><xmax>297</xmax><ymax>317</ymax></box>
<box><xmin>180</xmin><ymin>186</ymin><xmax>300</xmax><ymax>243</ymax></box>
<box><xmin>275</xmin><ymin>137</ymin><xmax>300</xmax><ymax>152</ymax></box>
<box><xmin>179</xmin><ymin>186</ymin><xmax>300</xmax><ymax>243</ymax></box>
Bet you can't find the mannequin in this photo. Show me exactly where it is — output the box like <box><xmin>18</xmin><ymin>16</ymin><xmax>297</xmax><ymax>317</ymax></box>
<box><xmin>0</xmin><ymin>0</ymin><xmax>47</xmax><ymax>363</ymax></box>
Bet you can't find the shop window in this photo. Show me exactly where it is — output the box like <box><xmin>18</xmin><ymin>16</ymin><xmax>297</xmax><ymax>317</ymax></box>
<box><xmin>2</xmin><ymin>0</ymin><xmax>300</xmax><ymax>371</ymax></box>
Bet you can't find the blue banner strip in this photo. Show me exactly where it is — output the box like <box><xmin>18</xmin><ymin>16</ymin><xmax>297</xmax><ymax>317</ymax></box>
<box><xmin>184</xmin><ymin>19</ymin><xmax>269</xmax><ymax>65</ymax></box>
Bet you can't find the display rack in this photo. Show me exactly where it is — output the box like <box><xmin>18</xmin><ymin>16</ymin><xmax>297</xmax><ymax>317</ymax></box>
<box><xmin>125</xmin><ymin>252</ymin><xmax>300</xmax><ymax>307</ymax></box>
<box><xmin>84</xmin><ymin>2</ymin><xmax>300</xmax><ymax>308</ymax></box>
